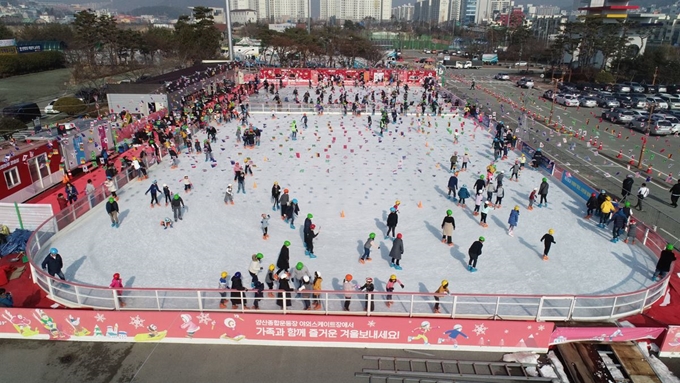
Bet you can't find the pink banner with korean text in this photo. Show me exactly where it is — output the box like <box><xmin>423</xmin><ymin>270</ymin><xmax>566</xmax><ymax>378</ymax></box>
<box><xmin>0</xmin><ymin>308</ymin><xmax>553</xmax><ymax>351</ymax></box>
<box><xmin>550</xmin><ymin>327</ymin><xmax>664</xmax><ymax>345</ymax></box>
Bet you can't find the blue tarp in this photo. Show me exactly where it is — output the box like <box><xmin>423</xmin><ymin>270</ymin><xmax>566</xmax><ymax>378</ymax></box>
<box><xmin>0</xmin><ymin>229</ymin><xmax>32</xmax><ymax>257</ymax></box>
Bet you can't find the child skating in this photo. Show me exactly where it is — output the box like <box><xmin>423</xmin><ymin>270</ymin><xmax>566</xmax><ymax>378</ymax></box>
<box><xmin>457</xmin><ymin>185</ymin><xmax>470</xmax><ymax>207</ymax></box>
<box><xmin>385</xmin><ymin>274</ymin><xmax>404</xmax><ymax>308</ymax></box>
<box><xmin>507</xmin><ymin>206</ymin><xmax>520</xmax><ymax>236</ymax></box>
<box><xmin>261</xmin><ymin>213</ymin><xmax>270</xmax><ymax>239</ymax></box>
<box><xmin>540</xmin><ymin>229</ymin><xmax>556</xmax><ymax>260</ymax></box>
<box><xmin>361</xmin><ymin>233</ymin><xmax>379</xmax><ymax>264</ymax></box>
<box><xmin>224</xmin><ymin>184</ymin><xmax>234</xmax><ymax>205</ymax></box>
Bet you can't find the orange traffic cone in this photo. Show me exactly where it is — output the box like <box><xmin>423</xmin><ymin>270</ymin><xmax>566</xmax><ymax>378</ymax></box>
<box><xmin>418</xmin><ymin>201</ymin><xmax>423</xmax><ymax>208</ymax></box>
<box><xmin>340</xmin><ymin>210</ymin><xmax>345</xmax><ymax>218</ymax></box>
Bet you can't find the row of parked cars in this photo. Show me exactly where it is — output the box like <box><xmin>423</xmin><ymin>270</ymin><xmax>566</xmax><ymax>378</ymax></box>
<box><xmin>601</xmin><ymin>109</ymin><xmax>678</xmax><ymax>135</ymax></box>
<box><xmin>494</xmin><ymin>73</ymin><xmax>535</xmax><ymax>89</ymax></box>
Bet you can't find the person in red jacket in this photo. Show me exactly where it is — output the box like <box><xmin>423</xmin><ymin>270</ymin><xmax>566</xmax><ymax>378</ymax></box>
<box><xmin>109</xmin><ymin>273</ymin><xmax>126</xmax><ymax>307</ymax></box>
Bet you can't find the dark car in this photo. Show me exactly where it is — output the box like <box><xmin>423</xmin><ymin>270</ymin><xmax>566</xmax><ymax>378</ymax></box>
<box><xmin>644</xmin><ymin>84</ymin><xmax>667</xmax><ymax>94</ymax></box>
<box><xmin>615</xmin><ymin>96</ymin><xmax>634</xmax><ymax>108</ymax></box>
<box><xmin>2</xmin><ymin>102</ymin><xmax>41</xmax><ymax>123</ymax></box>
<box><xmin>442</xmin><ymin>49</ymin><xmax>449</xmax><ymax>54</ymax></box>
<box><xmin>75</xmin><ymin>88</ymin><xmax>102</xmax><ymax>103</ymax></box>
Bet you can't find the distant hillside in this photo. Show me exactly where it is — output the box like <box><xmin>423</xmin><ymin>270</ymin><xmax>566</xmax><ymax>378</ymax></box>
<box><xmin>129</xmin><ymin>5</ymin><xmax>187</xmax><ymax>18</ymax></box>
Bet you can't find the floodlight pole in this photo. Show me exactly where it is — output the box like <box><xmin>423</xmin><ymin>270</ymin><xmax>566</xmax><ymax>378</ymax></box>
<box><xmin>225</xmin><ymin>0</ymin><xmax>234</xmax><ymax>61</ymax></box>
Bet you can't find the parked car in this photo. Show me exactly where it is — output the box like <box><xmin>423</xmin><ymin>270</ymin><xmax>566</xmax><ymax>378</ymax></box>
<box><xmin>516</xmin><ymin>78</ymin><xmax>534</xmax><ymax>88</ymax></box>
<box><xmin>657</xmin><ymin>94</ymin><xmax>680</xmax><ymax>109</ymax></box>
<box><xmin>514</xmin><ymin>61</ymin><xmax>528</xmax><ymax>67</ymax></box>
<box><xmin>44</xmin><ymin>99</ymin><xmax>59</xmax><ymax>114</ymax></box>
<box><xmin>495</xmin><ymin>73</ymin><xmax>510</xmax><ymax>80</ymax></box>
<box><xmin>542</xmin><ymin>90</ymin><xmax>556</xmax><ymax>100</ymax></box>
<box><xmin>556</xmin><ymin>94</ymin><xmax>580</xmax><ymax>107</ymax></box>
<box><xmin>597</xmin><ymin>96</ymin><xmax>620</xmax><ymax>108</ymax></box>
<box><xmin>602</xmin><ymin>108</ymin><xmax>635</xmax><ymax>124</ymax></box>
<box><xmin>621</xmin><ymin>82</ymin><xmax>645</xmax><ymax>93</ymax></box>
<box><xmin>629</xmin><ymin>109</ymin><xmax>650</xmax><ymax>120</ymax></box>
<box><xmin>613</xmin><ymin>84</ymin><xmax>631</xmax><ymax>93</ymax></box>
<box><xmin>628</xmin><ymin>94</ymin><xmax>648</xmax><ymax>109</ymax></box>
<box><xmin>578</xmin><ymin>97</ymin><xmax>598</xmax><ymax>108</ymax></box>
<box><xmin>615</xmin><ymin>96</ymin><xmax>634</xmax><ymax>108</ymax></box>
<box><xmin>2</xmin><ymin>102</ymin><xmax>41</xmax><ymax>123</ymax></box>
<box><xmin>627</xmin><ymin>116</ymin><xmax>673</xmax><ymax>135</ymax></box>
<box><xmin>644</xmin><ymin>84</ymin><xmax>667</xmax><ymax>94</ymax></box>
<box><xmin>646</xmin><ymin>97</ymin><xmax>669</xmax><ymax>110</ymax></box>
<box><xmin>653</xmin><ymin>113</ymin><xmax>680</xmax><ymax>133</ymax></box>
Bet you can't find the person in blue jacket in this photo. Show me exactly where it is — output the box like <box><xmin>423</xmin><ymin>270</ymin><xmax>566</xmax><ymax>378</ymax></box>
<box><xmin>447</xmin><ymin>173</ymin><xmax>458</xmax><ymax>201</ymax></box>
<box><xmin>507</xmin><ymin>206</ymin><xmax>520</xmax><ymax>237</ymax></box>
<box><xmin>609</xmin><ymin>210</ymin><xmax>628</xmax><ymax>243</ymax></box>
<box><xmin>145</xmin><ymin>180</ymin><xmax>161</xmax><ymax>208</ymax></box>
<box><xmin>457</xmin><ymin>184</ymin><xmax>470</xmax><ymax>207</ymax></box>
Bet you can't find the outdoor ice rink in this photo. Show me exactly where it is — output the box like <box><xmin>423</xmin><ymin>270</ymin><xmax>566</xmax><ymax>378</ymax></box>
<box><xmin>49</xmin><ymin>85</ymin><xmax>659</xmax><ymax>297</ymax></box>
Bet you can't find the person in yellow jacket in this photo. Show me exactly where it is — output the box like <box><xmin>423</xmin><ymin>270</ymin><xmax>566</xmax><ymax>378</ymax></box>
<box><xmin>598</xmin><ymin>196</ymin><xmax>615</xmax><ymax>228</ymax></box>
<box><xmin>312</xmin><ymin>271</ymin><xmax>323</xmax><ymax>310</ymax></box>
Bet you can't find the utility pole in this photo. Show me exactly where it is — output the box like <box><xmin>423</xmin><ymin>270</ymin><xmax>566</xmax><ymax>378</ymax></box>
<box><xmin>224</xmin><ymin>0</ymin><xmax>234</xmax><ymax>61</ymax></box>
<box><xmin>652</xmin><ymin>66</ymin><xmax>658</xmax><ymax>86</ymax></box>
<box><xmin>637</xmin><ymin>104</ymin><xmax>655</xmax><ymax>169</ymax></box>
<box><xmin>548</xmin><ymin>72</ymin><xmax>565</xmax><ymax>126</ymax></box>
<box><xmin>307</xmin><ymin>0</ymin><xmax>311</xmax><ymax>34</ymax></box>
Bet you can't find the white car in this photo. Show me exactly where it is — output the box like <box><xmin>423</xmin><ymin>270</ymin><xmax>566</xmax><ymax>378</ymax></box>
<box><xmin>556</xmin><ymin>94</ymin><xmax>580</xmax><ymax>107</ymax></box>
<box><xmin>44</xmin><ymin>99</ymin><xmax>59</xmax><ymax>114</ymax></box>
<box><xmin>654</xmin><ymin>114</ymin><xmax>680</xmax><ymax>133</ymax></box>
<box><xmin>495</xmin><ymin>73</ymin><xmax>510</xmax><ymax>81</ymax></box>
<box><xmin>647</xmin><ymin>97</ymin><xmax>669</xmax><ymax>110</ymax></box>
<box><xmin>578</xmin><ymin>97</ymin><xmax>597</xmax><ymax>108</ymax></box>
<box><xmin>514</xmin><ymin>61</ymin><xmax>528</xmax><ymax>67</ymax></box>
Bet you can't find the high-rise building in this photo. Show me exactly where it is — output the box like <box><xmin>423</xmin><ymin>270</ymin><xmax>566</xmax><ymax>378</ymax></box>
<box><xmin>228</xmin><ymin>0</ymin><xmax>268</xmax><ymax>20</ymax></box>
<box><xmin>267</xmin><ymin>0</ymin><xmax>308</xmax><ymax>22</ymax></box>
<box><xmin>460</xmin><ymin>0</ymin><xmax>491</xmax><ymax>24</ymax></box>
<box><xmin>412</xmin><ymin>0</ymin><xmax>452</xmax><ymax>24</ymax></box>
<box><xmin>392</xmin><ymin>4</ymin><xmax>415</xmax><ymax>21</ymax></box>
<box><xmin>490</xmin><ymin>0</ymin><xmax>513</xmax><ymax>13</ymax></box>
<box><xmin>320</xmin><ymin>0</ymin><xmax>392</xmax><ymax>21</ymax></box>
<box><xmin>449</xmin><ymin>0</ymin><xmax>462</xmax><ymax>24</ymax></box>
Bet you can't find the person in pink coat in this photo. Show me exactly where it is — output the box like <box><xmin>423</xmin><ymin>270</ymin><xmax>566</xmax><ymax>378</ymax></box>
<box><xmin>109</xmin><ymin>273</ymin><xmax>125</xmax><ymax>307</ymax></box>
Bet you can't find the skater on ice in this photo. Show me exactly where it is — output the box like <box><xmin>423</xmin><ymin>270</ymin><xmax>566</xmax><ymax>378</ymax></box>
<box><xmin>598</xmin><ymin>196</ymin><xmax>614</xmax><ymax>228</ymax></box>
<box><xmin>361</xmin><ymin>233</ymin><xmax>379</xmax><ymax>263</ymax></box>
<box><xmin>537</xmin><ymin>178</ymin><xmax>549</xmax><ymax>207</ymax></box>
<box><xmin>230</xmin><ymin>272</ymin><xmax>248</xmax><ymax>309</ymax></box>
<box><xmin>297</xmin><ymin>275</ymin><xmax>313</xmax><ymax>310</ymax></box>
<box><xmin>473</xmin><ymin>190</ymin><xmax>484</xmax><ymax>216</ymax></box>
<box><xmin>278</xmin><ymin>189</ymin><xmax>290</xmax><ymax>219</ymax></box>
<box><xmin>287</xmin><ymin>200</ymin><xmax>300</xmax><ymax>229</ymax></box>
<box><xmin>447</xmin><ymin>172</ymin><xmax>458</xmax><ymax>201</ymax></box>
<box><xmin>342</xmin><ymin>274</ymin><xmax>356</xmax><ymax>311</ymax></box>
<box><xmin>236</xmin><ymin>170</ymin><xmax>246</xmax><ymax>194</ymax></box>
<box><xmin>109</xmin><ymin>273</ymin><xmax>125</xmax><ymax>307</ymax></box>
<box><xmin>276</xmin><ymin>241</ymin><xmax>291</xmax><ymax>274</ymax></box>
<box><xmin>218</xmin><ymin>271</ymin><xmax>229</xmax><ymax>308</ymax></box>
<box><xmin>389</xmin><ymin>233</ymin><xmax>404</xmax><ymax>270</ymax></box>
<box><xmin>271</xmin><ymin>182</ymin><xmax>281</xmax><ymax>211</ymax></box>
<box><xmin>467</xmin><ymin>237</ymin><xmax>484</xmax><ymax>272</ymax></box>
<box><xmin>441</xmin><ymin>210</ymin><xmax>456</xmax><ymax>246</ymax></box>
<box><xmin>359</xmin><ymin>277</ymin><xmax>376</xmax><ymax>312</ymax></box>
<box><xmin>162</xmin><ymin>184</ymin><xmax>172</xmax><ymax>206</ymax></box>
<box><xmin>224</xmin><ymin>184</ymin><xmax>234</xmax><ymax>205</ymax></box>
<box><xmin>312</xmin><ymin>271</ymin><xmax>323</xmax><ymax>310</ymax></box>
<box><xmin>183</xmin><ymin>175</ymin><xmax>193</xmax><ymax>193</ymax></box>
<box><xmin>624</xmin><ymin>220</ymin><xmax>637</xmax><ymax>244</ymax></box>
<box><xmin>457</xmin><ymin>185</ymin><xmax>470</xmax><ymax>207</ymax></box>
<box><xmin>248</xmin><ymin>253</ymin><xmax>264</xmax><ymax>283</ymax></box>
<box><xmin>585</xmin><ymin>193</ymin><xmax>598</xmax><ymax>219</ymax></box>
<box><xmin>385</xmin><ymin>274</ymin><xmax>404</xmax><ymax>308</ymax></box>
<box><xmin>145</xmin><ymin>180</ymin><xmax>161</xmax><ymax>208</ymax></box>
<box><xmin>106</xmin><ymin>197</ymin><xmax>120</xmax><ymax>228</ymax></box>
<box><xmin>386</xmin><ymin>207</ymin><xmax>398</xmax><ymax>239</ymax></box>
<box><xmin>507</xmin><ymin>206</ymin><xmax>519</xmax><ymax>236</ymax></box>
<box><xmin>609</xmin><ymin>210</ymin><xmax>627</xmax><ymax>243</ymax></box>
<box><xmin>304</xmin><ymin>224</ymin><xmax>319</xmax><ymax>258</ymax></box>
<box><xmin>494</xmin><ymin>185</ymin><xmax>505</xmax><ymax>208</ymax></box>
<box><xmin>160</xmin><ymin>217</ymin><xmax>173</xmax><ymax>229</ymax></box>
<box><xmin>261</xmin><ymin>214</ymin><xmax>270</xmax><ymax>239</ymax></box>
<box><xmin>265</xmin><ymin>265</ymin><xmax>276</xmax><ymax>297</ymax></box>
<box><xmin>652</xmin><ymin>244</ymin><xmax>676</xmax><ymax>281</ymax></box>
<box><xmin>540</xmin><ymin>229</ymin><xmax>556</xmax><ymax>261</ymax></box>
<box><xmin>433</xmin><ymin>280</ymin><xmax>450</xmax><ymax>313</ymax></box>
<box><xmin>170</xmin><ymin>194</ymin><xmax>185</xmax><ymax>222</ymax></box>
<box><xmin>42</xmin><ymin>248</ymin><xmax>66</xmax><ymax>281</ymax></box>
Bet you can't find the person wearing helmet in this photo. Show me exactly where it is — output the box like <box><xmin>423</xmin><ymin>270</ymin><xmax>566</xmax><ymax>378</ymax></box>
<box><xmin>467</xmin><ymin>237</ymin><xmax>484</xmax><ymax>272</ymax></box>
<box><xmin>271</xmin><ymin>182</ymin><xmax>281</xmax><ymax>211</ymax></box>
<box><xmin>162</xmin><ymin>184</ymin><xmax>172</xmax><ymax>206</ymax></box>
<box><xmin>297</xmin><ymin>275</ymin><xmax>313</xmax><ymax>310</ymax></box>
<box><xmin>653</xmin><ymin>245</ymin><xmax>677</xmax><ymax>281</ymax></box>
<box><xmin>634</xmin><ymin>182</ymin><xmax>650</xmax><ymax>211</ymax></box>
<box><xmin>105</xmin><ymin>196</ymin><xmax>120</xmax><ymax>228</ymax></box>
<box><xmin>359</xmin><ymin>277</ymin><xmax>376</xmax><ymax>312</ymax></box>
<box><xmin>292</xmin><ymin>262</ymin><xmax>311</xmax><ymax>290</ymax></box>
<box><xmin>304</xmin><ymin>224</ymin><xmax>320</xmax><ymax>258</ymax></box>
<box><xmin>251</xmin><ymin>276</ymin><xmax>265</xmax><ymax>310</ymax></box>
<box><xmin>540</xmin><ymin>229</ymin><xmax>556</xmax><ymax>261</ymax></box>
<box><xmin>276</xmin><ymin>271</ymin><xmax>293</xmax><ymax>308</ymax></box>
<box><xmin>531</xmin><ymin>147</ymin><xmax>543</xmax><ymax>168</ymax></box>
<box><xmin>537</xmin><ymin>177</ymin><xmax>549</xmax><ymax>208</ymax></box>
<box><xmin>457</xmin><ymin>184</ymin><xmax>470</xmax><ymax>208</ymax></box>
<box><xmin>596</xmin><ymin>190</ymin><xmax>608</xmax><ymax>217</ymax></box>
<box><xmin>109</xmin><ymin>273</ymin><xmax>125</xmax><ymax>307</ymax></box>
<box><xmin>385</xmin><ymin>274</ymin><xmax>404</xmax><ymax>308</ymax></box>
<box><xmin>494</xmin><ymin>185</ymin><xmax>505</xmax><ymax>208</ymax></box>
<box><xmin>386</xmin><ymin>207</ymin><xmax>399</xmax><ymax>239</ymax></box>
<box><xmin>248</xmin><ymin>254</ymin><xmax>264</xmax><ymax>284</ymax></box>
<box><xmin>390</xmin><ymin>233</ymin><xmax>405</xmax><ymax>270</ymax></box>
<box><xmin>473</xmin><ymin>175</ymin><xmax>486</xmax><ymax>193</ymax></box>
<box><xmin>433</xmin><ymin>280</ymin><xmax>450</xmax><ymax>313</ymax></box>
<box><xmin>473</xmin><ymin>189</ymin><xmax>484</xmax><ymax>216</ymax></box>
<box><xmin>41</xmin><ymin>248</ymin><xmax>65</xmax><ymax>280</ymax></box>
<box><xmin>621</xmin><ymin>174</ymin><xmax>635</xmax><ymax>202</ymax></box>
<box><xmin>585</xmin><ymin>192</ymin><xmax>598</xmax><ymax>219</ymax></box>
<box><xmin>609</xmin><ymin>209</ymin><xmax>628</xmax><ymax>243</ymax></box>
<box><xmin>230</xmin><ymin>272</ymin><xmax>248</xmax><ymax>309</ymax></box>
<box><xmin>279</xmin><ymin>189</ymin><xmax>290</xmax><ymax>219</ymax></box>
<box><xmin>145</xmin><ymin>180</ymin><xmax>161</xmax><ymax>208</ymax></box>
<box><xmin>303</xmin><ymin>213</ymin><xmax>313</xmax><ymax>235</ymax></box>
<box><xmin>260</xmin><ymin>213</ymin><xmax>271</xmax><ymax>240</ymax></box>
<box><xmin>276</xmin><ymin>241</ymin><xmax>291</xmax><ymax>274</ymax></box>
<box><xmin>265</xmin><ymin>264</ymin><xmax>276</xmax><ymax>297</ymax></box>
<box><xmin>621</xmin><ymin>201</ymin><xmax>633</xmax><ymax>220</ymax></box>
<box><xmin>312</xmin><ymin>271</ymin><xmax>323</xmax><ymax>310</ymax></box>
<box><xmin>342</xmin><ymin>274</ymin><xmax>356</xmax><ymax>311</ymax></box>
<box><xmin>441</xmin><ymin>210</ymin><xmax>456</xmax><ymax>246</ymax></box>
<box><xmin>624</xmin><ymin>220</ymin><xmax>637</xmax><ymax>245</ymax></box>
<box><xmin>218</xmin><ymin>271</ymin><xmax>230</xmax><ymax>309</ymax></box>
<box><xmin>361</xmin><ymin>233</ymin><xmax>379</xmax><ymax>263</ymax></box>
<box><xmin>286</xmin><ymin>199</ymin><xmax>300</xmax><ymax>229</ymax></box>
<box><xmin>598</xmin><ymin>195</ymin><xmax>615</xmax><ymax>228</ymax></box>
<box><xmin>170</xmin><ymin>193</ymin><xmax>185</xmax><ymax>222</ymax></box>
<box><xmin>236</xmin><ymin>169</ymin><xmax>246</xmax><ymax>194</ymax></box>
<box><xmin>224</xmin><ymin>184</ymin><xmax>234</xmax><ymax>205</ymax></box>
<box><xmin>507</xmin><ymin>206</ymin><xmax>520</xmax><ymax>236</ymax></box>
<box><xmin>131</xmin><ymin>156</ymin><xmax>143</xmax><ymax>179</ymax></box>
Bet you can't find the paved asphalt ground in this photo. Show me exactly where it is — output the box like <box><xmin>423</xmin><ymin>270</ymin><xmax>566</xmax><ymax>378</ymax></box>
<box><xmin>435</xmin><ymin>65</ymin><xmax>680</xmax><ymax>243</ymax></box>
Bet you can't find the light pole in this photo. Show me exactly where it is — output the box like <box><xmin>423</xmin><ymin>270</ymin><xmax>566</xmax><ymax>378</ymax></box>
<box><xmin>548</xmin><ymin>71</ymin><xmax>564</xmax><ymax>126</ymax></box>
<box><xmin>637</xmin><ymin>68</ymin><xmax>658</xmax><ymax>169</ymax></box>
<box><xmin>224</xmin><ymin>0</ymin><xmax>234</xmax><ymax>61</ymax></box>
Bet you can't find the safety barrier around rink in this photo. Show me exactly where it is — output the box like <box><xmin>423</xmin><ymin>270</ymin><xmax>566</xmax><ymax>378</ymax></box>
<box><xmin>27</xmin><ymin>198</ymin><xmax>669</xmax><ymax>321</ymax></box>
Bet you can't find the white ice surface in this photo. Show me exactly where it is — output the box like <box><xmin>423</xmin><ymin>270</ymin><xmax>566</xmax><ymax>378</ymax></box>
<box><xmin>50</xmin><ymin>86</ymin><xmax>659</xmax><ymax>296</ymax></box>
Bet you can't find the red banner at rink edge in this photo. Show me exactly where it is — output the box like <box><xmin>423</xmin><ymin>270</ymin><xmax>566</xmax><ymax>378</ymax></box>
<box><xmin>0</xmin><ymin>308</ymin><xmax>553</xmax><ymax>351</ymax></box>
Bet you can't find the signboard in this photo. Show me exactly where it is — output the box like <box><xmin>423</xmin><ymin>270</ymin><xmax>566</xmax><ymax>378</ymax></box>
<box><xmin>0</xmin><ymin>46</ymin><xmax>17</xmax><ymax>55</ymax></box>
<box><xmin>0</xmin><ymin>39</ymin><xmax>16</xmax><ymax>47</ymax></box>
<box><xmin>17</xmin><ymin>44</ymin><xmax>42</xmax><ymax>54</ymax></box>
<box><xmin>661</xmin><ymin>326</ymin><xmax>680</xmax><ymax>357</ymax></box>
<box><xmin>550</xmin><ymin>327</ymin><xmax>664</xmax><ymax>345</ymax></box>
<box><xmin>0</xmin><ymin>308</ymin><xmax>553</xmax><ymax>351</ymax></box>
<box><xmin>561</xmin><ymin>169</ymin><xmax>597</xmax><ymax>202</ymax></box>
